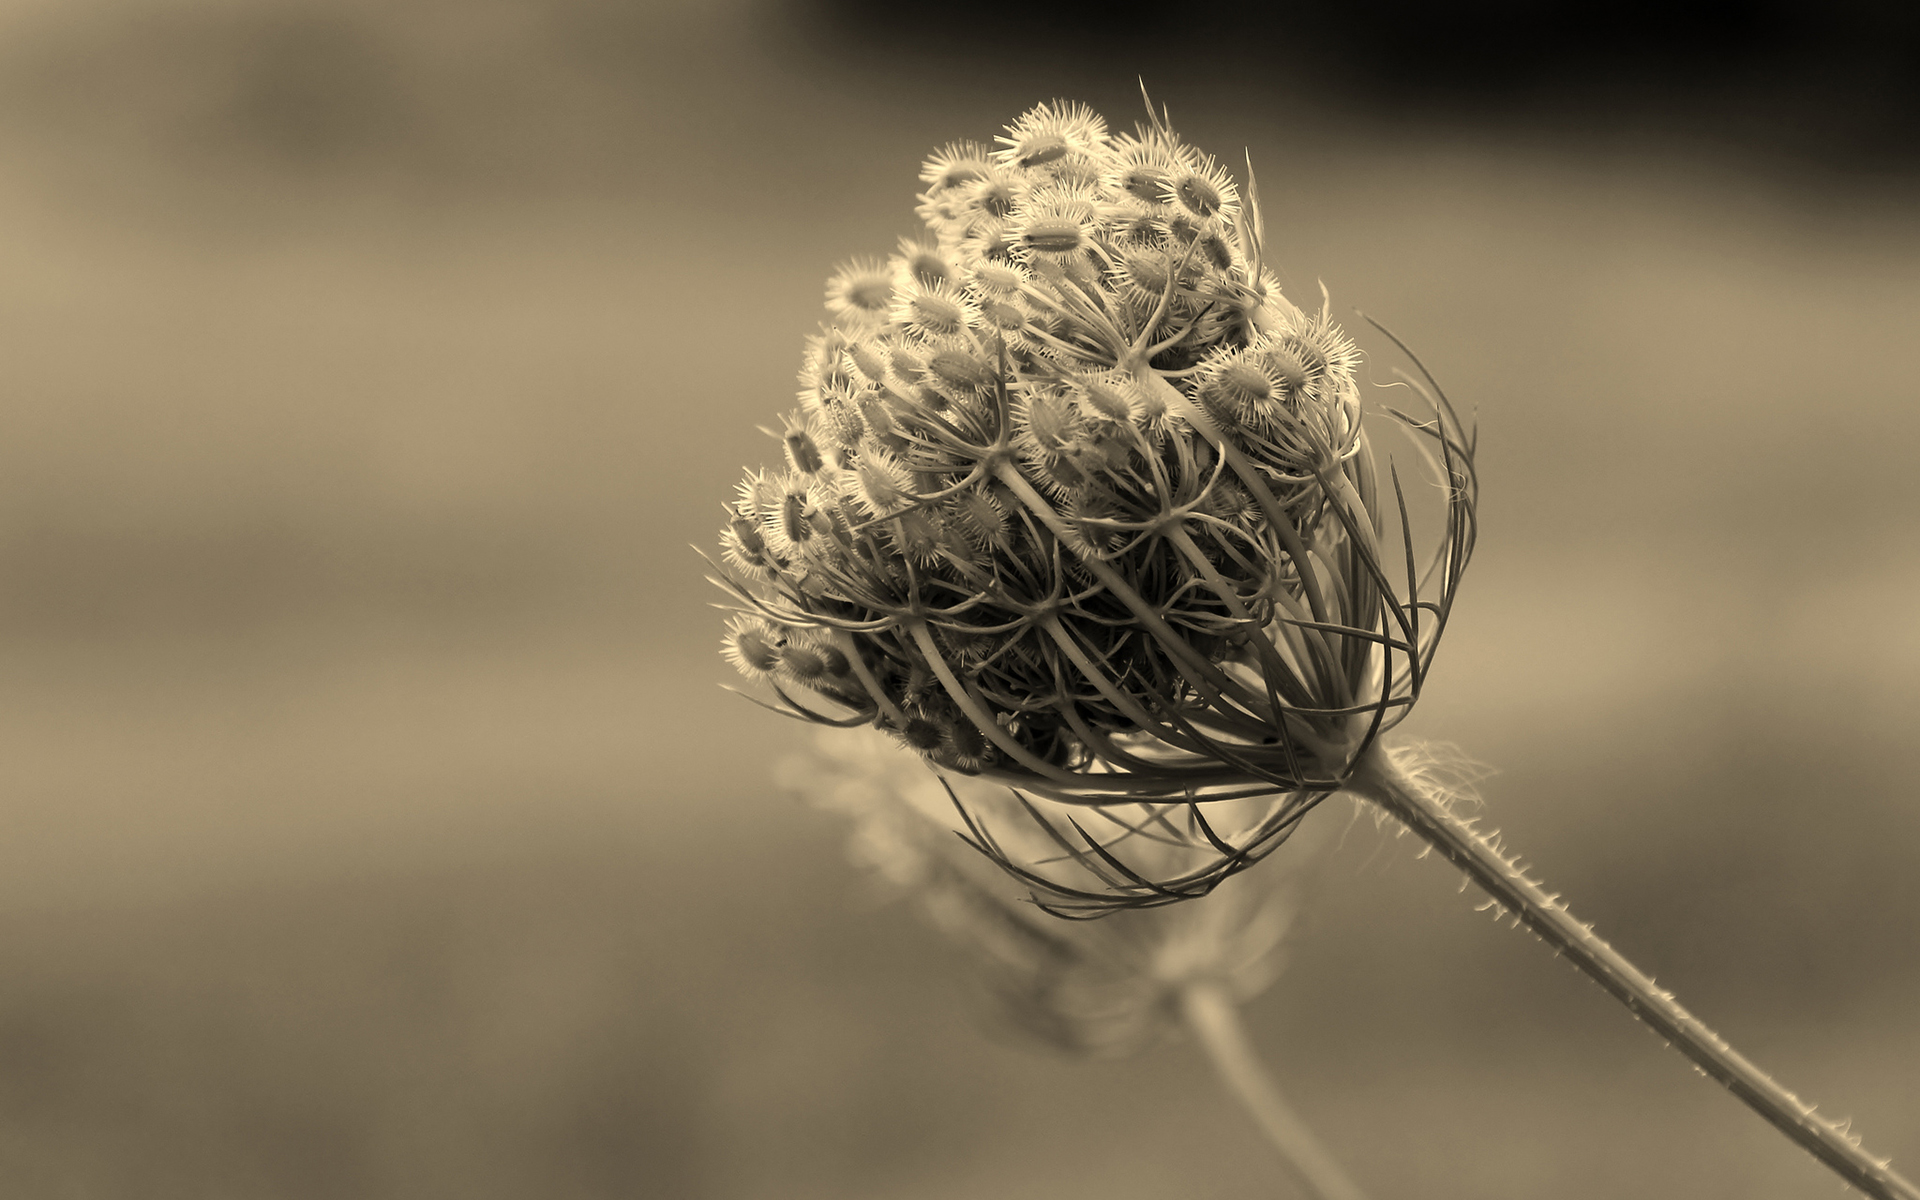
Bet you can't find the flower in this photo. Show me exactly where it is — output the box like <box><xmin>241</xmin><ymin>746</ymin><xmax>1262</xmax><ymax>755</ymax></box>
<box><xmin>712</xmin><ymin>96</ymin><xmax>1476</xmax><ymax>914</ymax></box>
<box><xmin>786</xmin><ymin>727</ymin><xmax>1305</xmax><ymax>1056</ymax></box>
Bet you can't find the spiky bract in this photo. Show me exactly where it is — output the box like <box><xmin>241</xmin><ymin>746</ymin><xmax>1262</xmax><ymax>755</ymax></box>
<box><xmin>712</xmin><ymin>98</ymin><xmax>1477</xmax><ymax>914</ymax></box>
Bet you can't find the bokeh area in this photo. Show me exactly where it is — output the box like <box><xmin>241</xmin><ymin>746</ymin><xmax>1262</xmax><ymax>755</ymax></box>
<box><xmin>1</xmin><ymin>1</ymin><xmax>1916</xmax><ymax>1196</ymax></box>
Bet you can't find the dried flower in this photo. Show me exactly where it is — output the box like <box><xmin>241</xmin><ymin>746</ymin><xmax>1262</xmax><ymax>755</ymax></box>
<box><xmin>786</xmin><ymin>727</ymin><xmax>1305</xmax><ymax>1056</ymax></box>
<box><xmin>712</xmin><ymin>95</ymin><xmax>1476</xmax><ymax>915</ymax></box>
<box><xmin>711</xmin><ymin>97</ymin><xmax>1920</xmax><ymax>1200</ymax></box>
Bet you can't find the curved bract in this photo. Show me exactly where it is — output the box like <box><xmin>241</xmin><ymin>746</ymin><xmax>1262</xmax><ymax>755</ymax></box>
<box><xmin>712</xmin><ymin>97</ymin><xmax>1477</xmax><ymax>913</ymax></box>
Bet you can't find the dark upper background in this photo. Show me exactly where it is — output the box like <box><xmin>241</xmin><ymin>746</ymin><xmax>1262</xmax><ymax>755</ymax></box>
<box><xmin>0</xmin><ymin>2</ymin><xmax>1915</xmax><ymax>1197</ymax></box>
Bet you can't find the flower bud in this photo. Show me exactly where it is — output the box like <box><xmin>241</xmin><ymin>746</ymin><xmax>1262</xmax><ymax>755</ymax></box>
<box><xmin>825</xmin><ymin>257</ymin><xmax>894</xmax><ymax>320</ymax></box>
<box><xmin>721</xmin><ymin>616</ymin><xmax>786</xmax><ymax>677</ymax></box>
<box><xmin>781</xmin><ymin>411</ymin><xmax>828</xmax><ymax>476</ymax></box>
<box><xmin>920</xmin><ymin>140</ymin><xmax>995</xmax><ymax>192</ymax></box>
<box><xmin>895</xmin><ymin>238</ymin><xmax>954</xmax><ymax>288</ymax></box>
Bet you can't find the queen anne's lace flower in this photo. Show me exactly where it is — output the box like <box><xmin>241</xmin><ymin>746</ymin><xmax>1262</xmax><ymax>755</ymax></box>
<box><xmin>713</xmin><ymin>97</ymin><xmax>1476</xmax><ymax>914</ymax></box>
<box><xmin>788</xmin><ymin>727</ymin><xmax>1302</xmax><ymax>1055</ymax></box>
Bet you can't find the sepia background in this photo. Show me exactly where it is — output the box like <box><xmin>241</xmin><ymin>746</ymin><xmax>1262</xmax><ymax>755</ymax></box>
<box><xmin>0</xmin><ymin>1</ymin><xmax>1916</xmax><ymax>1196</ymax></box>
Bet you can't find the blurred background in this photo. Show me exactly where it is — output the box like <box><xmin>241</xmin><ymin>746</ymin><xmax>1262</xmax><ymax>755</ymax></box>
<box><xmin>0</xmin><ymin>0</ymin><xmax>1916</xmax><ymax>1196</ymax></box>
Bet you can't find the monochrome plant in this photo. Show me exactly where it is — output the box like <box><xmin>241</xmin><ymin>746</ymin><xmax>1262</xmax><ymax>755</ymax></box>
<box><xmin>709</xmin><ymin>95</ymin><xmax>1916</xmax><ymax>1200</ymax></box>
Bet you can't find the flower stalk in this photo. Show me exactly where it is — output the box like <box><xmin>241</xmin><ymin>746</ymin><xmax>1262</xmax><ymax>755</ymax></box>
<box><xmin>1181</xmin><ymin>980</ymin><xmax>1371</xmax><ymax>1200</ymax></box>
<box><xmin>1344</xmin><ymin>745</ymin><xmax>1920</xmax><ymax>1200</ymax></box>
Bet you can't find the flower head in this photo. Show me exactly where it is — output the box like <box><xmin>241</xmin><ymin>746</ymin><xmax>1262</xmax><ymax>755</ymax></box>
<box><xmin>788</xmin><ymin>728</ymin><xmax>1306</xmax><ymax>1055</ymax></box>
<box><xmin>712</xmin><ymin>96</ymin><xmax>1476</xmax><ymax>914</ymax></box>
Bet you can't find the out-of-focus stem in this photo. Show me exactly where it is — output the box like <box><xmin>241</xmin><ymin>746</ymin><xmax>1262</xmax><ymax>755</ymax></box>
<box><xmin>1344</xmin><ymin>745</ymin><xmax>1919</xmax><ymax>1200</ymax></box>
<box><xmin>1180</xmin><ymin>981</ymin><xmax>1372</xmax><ymax>1200</ymax></box>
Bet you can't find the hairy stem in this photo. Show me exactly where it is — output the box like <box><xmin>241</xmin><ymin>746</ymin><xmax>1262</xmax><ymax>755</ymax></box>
<box><xmin>1343</xmin><ymin>745</ymin><xmax>1918</xmax><ymax>1200</ymax></box>
<box><xmin>1181</xmin><ymin>981</ymin><xmax>1372</xmax><ymax>1200</ymax></box>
